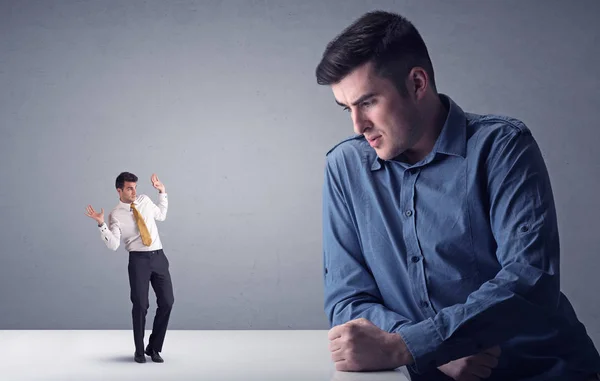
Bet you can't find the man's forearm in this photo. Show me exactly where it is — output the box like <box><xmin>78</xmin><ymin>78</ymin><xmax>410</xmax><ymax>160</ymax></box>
<box><xmin>396</xmin><ymin>263</ymin><xmax>558</xmax><ymax>373</ymax></box>
<box><xmin>329</xmin><ymin>296</ymin><xmax>412</xmax><ymax>334</ymax></box>
<box><xmin>98</xmin><ymin>222</ymin><xmax>120</xmax><ymax>250</ymax></box>
<box><xmin>154</xmin><ymin>192</ymin><xmax>168</xmax><ymax>220</ymax></box>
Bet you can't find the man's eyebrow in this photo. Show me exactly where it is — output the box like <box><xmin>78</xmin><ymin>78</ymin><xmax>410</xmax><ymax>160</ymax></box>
<box><xmin>335</xmin><ymin>92</ymin><xmax>378</xmax><ymax>108</ymax></box>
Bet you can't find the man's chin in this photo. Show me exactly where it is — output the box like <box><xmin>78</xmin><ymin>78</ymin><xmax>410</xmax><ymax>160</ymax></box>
<box><xmin>375</xmin><ymin>149</ymin><xmax>392</xmax><ymax>161</ymax></box>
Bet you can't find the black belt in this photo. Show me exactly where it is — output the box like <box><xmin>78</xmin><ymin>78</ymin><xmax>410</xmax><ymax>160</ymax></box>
<box><xmin>129</xmin><ymin>249</ymin><xmax>162</xmax><ymax>254</ymax></box>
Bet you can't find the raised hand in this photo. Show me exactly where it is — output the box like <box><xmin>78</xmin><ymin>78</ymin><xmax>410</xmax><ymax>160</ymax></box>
<box><xmin>151</xmin><ymin>173</ymin><xmax>165</xmax><ymax>193</ymax></box>
<box><xmin>438</xmin><ymin>346</ymin><xmax>501</xmax><ymax>381</ymax></box>
<box><xmin>85</xmin><ymin>205</ymin><xmax>105</xmax><ymax>225</ymax></box>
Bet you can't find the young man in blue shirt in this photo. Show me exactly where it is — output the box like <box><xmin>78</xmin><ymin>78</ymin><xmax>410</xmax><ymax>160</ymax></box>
<box><xmin>317</xmin><ymin>10</ymin><xmax>600</xmax><ymax>381</ymax></box>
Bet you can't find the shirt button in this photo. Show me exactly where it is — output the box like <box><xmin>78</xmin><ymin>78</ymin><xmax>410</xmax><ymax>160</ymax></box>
<box><xmin>421</xmin><ymin>301</ymin><xmax>429</xmax><ymax>308</ymax></box>
<box><xmin>411</xmin><ymin>256</ymin><xmax>420</xmax><ymax>263</ymax></box>
<box><xmin>405</xmin><ymin>210</ymin><xmax>413</xmax><ymax>217</ymax></box>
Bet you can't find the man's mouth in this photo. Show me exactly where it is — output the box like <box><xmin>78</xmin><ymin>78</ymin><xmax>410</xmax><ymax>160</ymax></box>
<box><xmin>366</xmin><ymin>135</ymin><xmax>381</xmax><ymax>147</ymax></box>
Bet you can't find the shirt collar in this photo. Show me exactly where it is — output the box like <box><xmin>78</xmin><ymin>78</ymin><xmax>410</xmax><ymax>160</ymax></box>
<box><xmin>119</xmin><ymin>199</ymin><xmax>136</xmax><ymax>210</ymax></box>
<box><xmin>371</xmin><ymin>94</ymin><xmax>467</xmax><ymax>171</ymax></box>
<box><xmin>434</xmin><ymin>94</ymin><xmax>467</xmax><ymax>158</ymax></box>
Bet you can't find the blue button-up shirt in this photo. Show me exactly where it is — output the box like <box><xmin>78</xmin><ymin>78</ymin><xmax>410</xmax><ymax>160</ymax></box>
<box><xmin>322</xmin><ymin>95</ymin><xmax>600</xmax><ymax>379</ymax></box>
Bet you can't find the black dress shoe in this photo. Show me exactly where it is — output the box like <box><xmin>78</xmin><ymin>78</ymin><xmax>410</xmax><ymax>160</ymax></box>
<box><xmin>144</xmin><ymin>347</ymin><xmax>164</xmax><ymax>363</ymax></box>
<box><xmin>134</xmin><ymin>352</ymin><xmax>146</xmax><ymax>363</ymax></box>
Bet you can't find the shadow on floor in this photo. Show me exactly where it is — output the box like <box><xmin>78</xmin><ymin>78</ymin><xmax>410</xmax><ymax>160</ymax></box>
<box><xmin>101</xmin><ymin>355</ymin><xmax>136</xmax><ymax>363</ymax></box>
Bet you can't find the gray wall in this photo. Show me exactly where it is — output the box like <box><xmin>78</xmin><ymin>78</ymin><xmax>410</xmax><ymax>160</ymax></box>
<box><xmin>1</xmin><ymin>0</ymin><xmax>598</xmax><ymax>345</ymax></box>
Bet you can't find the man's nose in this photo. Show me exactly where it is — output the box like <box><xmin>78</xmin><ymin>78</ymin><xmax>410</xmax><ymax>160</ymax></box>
<box><xmin>352</xmin><ymin>110</ymin><xmax>370</xmax><ymax>135</ymax></box>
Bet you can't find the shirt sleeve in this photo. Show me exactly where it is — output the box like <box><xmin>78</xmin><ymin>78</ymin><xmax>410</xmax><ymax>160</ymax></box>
<box><xmin>99</xmin><ymin>212</ymin><xmax>121</xmax><ymax>251</ymax></box>
<box><xmin>323</xmin><ymin>157</ymin><xmax>413</xmax><ymax>333</ymax></box>
<box><xmin>397</xmin><ymin>127</ymin><xmax>561</xmax><ymax>372</ymax></box>
<box><xmin>152</xmin><ymin>193</ymin><xmax>168</xmax><ymax>221</ymax></box>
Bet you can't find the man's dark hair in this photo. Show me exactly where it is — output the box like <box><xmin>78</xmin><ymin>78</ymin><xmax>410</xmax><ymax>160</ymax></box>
<box><xmin>115</xmin><ymin>171</ymin><xmax>138</xmax><ymax>189</ymax></box>
<box><xmin>315</xmin><ymin>11</ymin><xmax>436</xmax><ymax>94</ymax></box>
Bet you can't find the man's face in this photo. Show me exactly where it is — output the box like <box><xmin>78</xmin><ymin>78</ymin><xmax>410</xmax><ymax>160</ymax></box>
<box><xmin>118</xmin><ymin>181</ymin><xmax>137</xmax><ymax>203</ymax></box>
<box><xmin>331</xmin><ymin>61</ymin><xmax>424</xmax><ymax>161</ymax></box>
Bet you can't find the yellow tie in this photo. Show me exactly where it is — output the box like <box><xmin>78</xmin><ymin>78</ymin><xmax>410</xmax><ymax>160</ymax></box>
<box><xmin>131</xmin><ymin>203</ymin><xmax>152</xmax><ymax>246</ymax></box>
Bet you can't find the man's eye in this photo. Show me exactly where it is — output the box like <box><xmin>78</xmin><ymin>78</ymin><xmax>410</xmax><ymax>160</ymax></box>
<box><xmin>361</xmin><ymin>100</ymin><xmax>374</xmax><ymax>108</ymax></box>
<box><xmin>343</xmin><ymin>107</ymin><xmax>350</xmax><ymax>113</ymax></box>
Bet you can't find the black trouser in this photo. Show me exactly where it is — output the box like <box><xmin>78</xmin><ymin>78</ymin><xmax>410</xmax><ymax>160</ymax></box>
<box><xmin>128</xmin><ymin>249</ymin><xmax>174</xmax><ymax>354</ymax></box>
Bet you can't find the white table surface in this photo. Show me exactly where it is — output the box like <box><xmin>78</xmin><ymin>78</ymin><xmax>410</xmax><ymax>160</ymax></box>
<box><xmin>1</xmin><ymin>330</ymin><xmax>411</xmax><ymax>381</ymax></box>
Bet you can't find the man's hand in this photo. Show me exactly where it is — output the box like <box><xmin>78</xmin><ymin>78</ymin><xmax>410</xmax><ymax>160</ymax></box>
<box><xmin>85</xmin><ymin>205</ymin><xmax>104</xmax><ymax>225</ymax></box>
<box><xmin>437</xmin><ymin>346</ymin><xmax>501</xmax><ymax>381</ymax></box>
<box><xmin>328</xmin><ymin>318</ymin><xmax>413</xmax><ymax>372</ymax></box>
<box><xmin>151</xmin><ymin>173</ymin><xmax>166</xmax><ymax>193</ymax></box>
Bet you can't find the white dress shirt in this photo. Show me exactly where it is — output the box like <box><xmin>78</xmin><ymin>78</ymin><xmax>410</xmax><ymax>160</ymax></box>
<box><xmin>98</xmin><ymin>193</ymin><xmax>168</xmax><ymax>252</ymax></box>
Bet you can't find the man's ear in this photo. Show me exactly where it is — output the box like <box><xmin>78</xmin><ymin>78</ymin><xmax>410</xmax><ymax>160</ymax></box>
<box><xmin>408</xmin><ymin>67</ymin><xmax>428</xmax><ymax>100</ymax></box>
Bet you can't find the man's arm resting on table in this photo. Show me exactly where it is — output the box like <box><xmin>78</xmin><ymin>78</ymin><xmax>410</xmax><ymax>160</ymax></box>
<box><xmin>323</xmin><ymin>158</ymin><xmax>416</xmax><ymax>371</ymax></box>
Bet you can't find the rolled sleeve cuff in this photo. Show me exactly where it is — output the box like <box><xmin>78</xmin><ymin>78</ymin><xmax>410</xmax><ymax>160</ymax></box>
<box><xmin>396</xmin><ymin>318</ymin><xmax>442</xmax><ymax>374</ymax></box>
